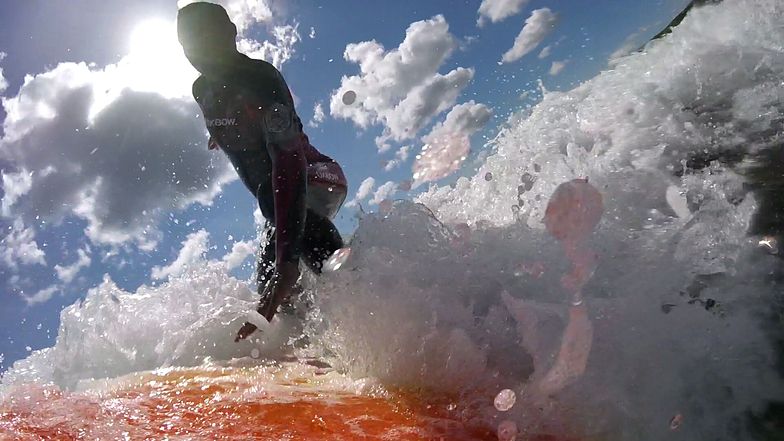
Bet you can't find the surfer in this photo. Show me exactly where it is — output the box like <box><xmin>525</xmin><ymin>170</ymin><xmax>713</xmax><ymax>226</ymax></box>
<box><xmin>177</xmin><ymin>2</ymin><xmax>347</xmax><ymax>341</ymax></box>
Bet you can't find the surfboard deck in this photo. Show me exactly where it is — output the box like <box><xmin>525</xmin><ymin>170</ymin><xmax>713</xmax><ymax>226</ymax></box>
<box><xmin>0</xmin><ymin>360</ymin><xmax>499</xmax><ymax>440</ymax></box>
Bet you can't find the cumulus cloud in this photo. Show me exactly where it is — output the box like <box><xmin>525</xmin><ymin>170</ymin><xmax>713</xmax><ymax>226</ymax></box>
<box><xmin>370</xmin><ymin>181</ymin><xmax>398</xmax><ymax>205</ymax></box>
<box><xmin>177</xmin><ymin>0</ymin><xmax>272</xmax><ymax>32</ymax></box>
<box><xmin>384</xmin><ymin>145</ymin><xmax>411</xmax><ymax>171</ymax></box>
<box><xmin>0</xmin><ymin>52</ymin><xmax>8</xmax><ymax>94</ymax></box>
<box><xmin>151</xmin><ymin>229</ymin><xmax>210</xmax><ymax>280</ymax></box>
<box><xmin>222</xmin><ymin>240</ymin><xmax>255</xmax><ymax>269</ymax></box>
<box><xmin>309</xmin><ymin>101</ymin><xmax>325</xmax><ymax>128</ymax></box>
<box><xmin>54</xmin><ymin>248</ymin><xmax>91</xmax><ymax>284</ymax></box>
<box><xmin>538</xmin><ymin>45</ymin><xmax>552</xmax><ymax>59</ymax></box>
<box><xmin>177</xmin><ymin>0</ymin><xmax>300</xmax><ymax>70</ymax></box>
<box><xmin>0</xmin><ymin>220</ymin><xmax>46</xmax><ymax>269</ymax></box>
<box><xmin>501</xmin><ymin>8</ymin><xmax>558</xmax><ymax>64</ymax></box>
<box><xmin>345</xmin><ymin>177</ymin><xmax>375</xmax><ymax>208</ymax></box>
<box><xmin>0</xmin><ymin>58</ymin><xmax>235</xmax><ymax>248</ymax></box>
<box><xmin>477</xmin><ymin>0</ymin><xmax>530</xmax><ymax>26</ymax></box>
<box><xmin>237</xmin><ymin>24</ymin><xmax>301</xmax><ymax>70</ymax></box>
<box><xmin>23</xmin><ymin>285</ymin><xmax>59</xmax><ymax>306</ymax></box>
<box><xmin>1</xmin><ymin>169</ymin><xmax>34</xmax><ymax>216</ymax></box>
<box><xmin>329</xmin><ymin>15</ymin><xmax>474</xmax><ymax>150</ymax></box>
<box><xmin>413</xmin><ymin>101</ymin><xmax>492</xmax><ymax>187</ymax></box>
<box><xmin>609</xmin><ymin>27</ymin><xmax>648</xmax><ymax>64</ymax></box>
<box><xmin>549</xmin><ymin>60</ymin><xmax>567</xmax><ymax>75</ymax></box>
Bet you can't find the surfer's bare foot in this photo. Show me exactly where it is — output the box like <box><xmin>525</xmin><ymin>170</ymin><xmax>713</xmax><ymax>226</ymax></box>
<box><xmin>235</xmin><ymin>322</ymin><xmax>258</xmax><ymax>342</ymax></box>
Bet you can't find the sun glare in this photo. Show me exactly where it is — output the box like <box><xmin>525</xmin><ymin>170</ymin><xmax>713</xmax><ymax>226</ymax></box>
<box><xmin>89</xmin><ymin>18</ymin><xmax>197</xmax><ymax>121</ymax></box>
<box><xmin>129</xmin><ymin>19</ymin><xmax>177</xmax><ymax>56</ymax></box>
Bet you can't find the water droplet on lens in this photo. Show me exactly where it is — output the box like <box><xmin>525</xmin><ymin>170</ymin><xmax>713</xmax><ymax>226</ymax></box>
<box><xmin>521</xmin><ymin>172</ymin><xmax>535</xmax><ymax>191</ymax></box>
<box><xmin>494</xmin><ymin>389</ymin><xmax>516</xmax><ymax>411</ymax></box>
<box><xmin>670</xmin><ymin>413</ymin><xmax>683</xmax><ymax>430</ymax></box>
<box><xmin>342</xmin><ymin>90</ymin><xmax>357</xmax><ymax>105</ymax></box>
<box><xmin>484</xmin><ymin>172</ymin><xmax>493</xmax><ymax>181</ymax></box>
<box><xmin>251</xmin><ymin>348</ymin><xmax>260</xmax><ymax>359</ymax></box>
<box><xmin>324</xmin><ymin>247</ymin><xmax>352</xmax><ymax>272</ymax></box>
<box><xmin>497</xmin><ymin>420</ymin><xmax>518</xmax><ymax>441</ymax></box>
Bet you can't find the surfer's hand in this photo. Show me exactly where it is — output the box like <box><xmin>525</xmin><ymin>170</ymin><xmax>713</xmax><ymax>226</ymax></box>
<box><xmin>235</xmin><ymin>322</ymin><xmax>258</xmax><ymax>342</ymax></box>
<box><xmin>259</xmin><ymin>262</ymin><xmax>300</xmax><ymax>321</ymax></box>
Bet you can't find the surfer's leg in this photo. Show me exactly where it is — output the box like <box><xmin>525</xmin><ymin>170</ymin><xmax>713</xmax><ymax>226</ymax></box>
<box><xmin>302</xmin><ymin>209</ymin><xmax>343</xmax><ymax>274</ymax></box>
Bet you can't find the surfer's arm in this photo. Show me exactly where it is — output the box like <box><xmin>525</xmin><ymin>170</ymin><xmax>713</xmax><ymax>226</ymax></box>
<box><xmin>257</xmin><ymin>100</ymin><xmax>307</xmax><ymax>321</ymax></box>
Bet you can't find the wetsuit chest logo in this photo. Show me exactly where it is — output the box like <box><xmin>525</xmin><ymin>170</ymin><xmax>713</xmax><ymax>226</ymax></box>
<box><xmin>207</xmin><ymin>117</ymin><xmax>238</xmax><ymax>128</ymax></box>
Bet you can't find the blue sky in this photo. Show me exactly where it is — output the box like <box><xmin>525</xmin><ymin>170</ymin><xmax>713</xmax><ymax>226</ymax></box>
<box><xmin>0</xmin><ymin>0</ymin><xmax>689</xmax><ymax>372</ymax></box>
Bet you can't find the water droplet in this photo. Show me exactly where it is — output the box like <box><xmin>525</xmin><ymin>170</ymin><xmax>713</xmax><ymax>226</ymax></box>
<box><xmin>521</xmin><ymin>172</ymin><xmax>535</xmax><ymax>191</ymax></box>
<box><xmin>342</xmin><ymin>90</ymin><xmax>357</xmax><ymax>105</ymax></box>
<box><xmin>484</xmin><ymin>172</ymin><xmax>493</xmax><ymax>181</ymax></box>
<box><xmin>669</xmin><ymin>413</ymin><xmax>683</xmax><ymax>430</ymax></box>
<box><xmin>251</xmin><ymin>348</ymin><xmax>260</xmax><ymax>359</ymax></box>
<box><xmin>324</xmin><ymin>247</ymin><xmax>351</xmax><ymax>272</ymax></box>
<box><xmin>447</xmin><ymin>403</ymin><xmax>457</xmax><ymax>411</ymax></box>
<box><xmin>758</xmin><ymin>236</ymin><xmax>779</xmax><ymax>254</ymax></box>
<box><xmin>497</xmin><ymin>420</ymin><xmax>518</xmax><ymax>441</ymax></box>
<box><xmin>494</xmin><ymin>389</ymin><xmax>516</xmax><ymax>411</ymax></box>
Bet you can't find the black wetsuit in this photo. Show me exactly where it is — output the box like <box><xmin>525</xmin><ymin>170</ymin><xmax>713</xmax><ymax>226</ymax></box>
<box><xmin>191</xmin><ymin>54</ymin><xmax>346</xmax><ymax>291</ymax></box>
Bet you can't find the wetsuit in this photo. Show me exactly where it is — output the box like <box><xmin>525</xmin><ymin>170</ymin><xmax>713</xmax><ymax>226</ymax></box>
<box><xmin>191</xmin><ymin>54</ymin><xmax>346</xmax><ymax>294</ymax></box>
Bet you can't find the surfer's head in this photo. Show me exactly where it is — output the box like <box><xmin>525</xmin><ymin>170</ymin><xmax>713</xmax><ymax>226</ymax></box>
<box><xmin>177</xmin><ymin>2</ymin><xmax>239</xmax><ymax>74</ymax></box>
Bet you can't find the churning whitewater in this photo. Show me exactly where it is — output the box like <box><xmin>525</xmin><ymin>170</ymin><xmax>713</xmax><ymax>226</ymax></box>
<box><xmin>3</xmin><ymin>0</ymin><xmax>784</xmax><ymax>439</ymax></box>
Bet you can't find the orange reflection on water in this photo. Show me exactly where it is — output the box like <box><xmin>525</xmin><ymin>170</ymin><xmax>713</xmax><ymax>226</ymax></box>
<box><xmin>1</xmin><ymin>364</ymin><xmax>499</xmax><ymax>440</ymax></box>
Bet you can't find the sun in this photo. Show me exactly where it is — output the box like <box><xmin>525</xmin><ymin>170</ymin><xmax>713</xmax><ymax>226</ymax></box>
<box><xmin>124</xmin><ymin>18</ymin><xmax>197</xmax><ymax>98</ymax></box>
<box><xmin>129</xmin><ymin>18</ymin><xmax>178</xmax><ymax>56</ymax></box>
<box><xmin>88</xmin><ymin>18</ymin><xmax>198</xmax><ymax>122</ymax></box>
<box><xmin>128</xmin><ymin>18</ymin><xmax>189</xmax><ymax>75</ymax></box>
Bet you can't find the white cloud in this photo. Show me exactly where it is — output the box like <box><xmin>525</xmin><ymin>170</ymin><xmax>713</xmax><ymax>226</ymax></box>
<box><xmin>0</xmin><ymin>59</ymin><xmax>235</xmax><ymax>248</ymax></box>
<box><xmin>0</xmin><ymin>220</ymin><xmax>46</xmax><ymax>269</ymax></box>
<box><xmin>23</xmin><ymin>285</ymin><xmax>59</xmax><ymax>306</ymax></box>
<box><xmin>309</xmin><ymin>101</ymin><xmax>325</xmax><ymax>128</ymax></box>
<box><xmin>0</xmin><ymin>52</ymin><xmax>8</xmax><ymax>94</ymax></box>
<box><xmin>151</xmin><ymin>229</ymin><xmax>210</xmax><ymax>280</ymax></box>
<box><xmin>384</xmin><ymin>145</ymin><xmax>412</xmax><ymax>171</ymax></box>
<box><xmin>477</xmin><ymin>0</ymin><xmax>530</xmax><ymax>26</ymax></box>
<box><xmin>538</xmin><ymin>45</ymin><xmax>552</xmax><ymax>59</ymax></box>
<box><xmin>329</xmin><ymin>15</ymin><xmax>474</xmax><ymax>150</ymax></box>
<box><xmin>501</xmin><ymin>8</ymin><xmax>558</xmax><ymax>64</ymax></box>
<box><xmin>413</xmin><ymin>101</ymin><xmax>492</xmax><ymax>187</ymax></box>
<box><xmin>54</xmin><ymin>248</ymin><xmax>91</xmax><ymax>284</ymax></box>
<box><xmin>370</xmin><ymin>181</ymin><xmax>398</xmax><ymax>205</ymax></box>
<box><xmin>237</xmin><ymin>24</ymin><xmax>301</xmax><ymax>70</ymax></box>
<box><xmin>177</xmin><ymin>1</ymin><xmax>299</xmax><ymax>70</ymax></box>
<box><xmin>177</xmin><ymin>0</ymin><xmax>272</xmax><ymax>33</ymax></box>
<box><xmin>345</xmin><ymin>176</ymin><xmax>375</xmax><ymax>208</ymax></box>
<box><xmin>1</xmin><ymin>169</ymin><xmax>33</xmax><ymax>216</ymax></box>
<box><xmin>549</xmin><ymin>60</ymin><xmax>567</xmax><ymax>75</ymax></box>
<box><xmin>222</xmin><ymin>240</ymin><xmax>255</xmax><ymax>269</ymax></box>
<box><xmin>609</xmin><ymin>27</ymin><xmax>648</xmax><ymax>64</ymax></box>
